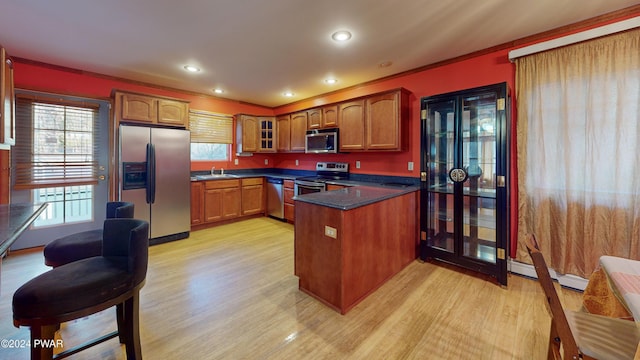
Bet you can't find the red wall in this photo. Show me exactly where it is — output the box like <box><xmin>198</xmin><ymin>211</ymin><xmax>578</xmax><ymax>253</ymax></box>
<box><xmin>272</xmin><ymin>49</ymin><xmax>515</xmax><ymax>177</ymax></box>
<box><xmin>13</xmin><ymin>52</ymin><xmax>515</xmax><ymax>177</ymax></box>
<box><xmin>13</xmin><ymin>61</ymin><xmax>276</xmax><ymax>172</ymax></box>
<box><xmin>11</xmin><ymin>9</ymin><xmax>638</xmax><ymax>257</ymax></box>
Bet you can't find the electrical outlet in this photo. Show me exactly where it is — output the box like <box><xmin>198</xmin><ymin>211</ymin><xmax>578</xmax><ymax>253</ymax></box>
<box><xmin>408</xmin><ymin>161</ymin><xmax>414</xmax><ymax>171</ymax></box>
<box><xmin>264</xmin><ymin>159</ymin><xmax>268</xmax><ymax>165</ymax></box>
<box><xmin>324</xmin><ymin>226</ymin><xmax>337</xmax><ymax>238</ymax></box>
<box><xmin>295</xmin><ymin>159</ymin><xmax>299</xmax><ymax>166</ymax></box>
<box><xmin>356</xmin><ymin>160</ymin><xmax>361</xmax><ymax>169</ymax></box>
<box><xmin>234</xmin><ymin>158</ymin><xmax>239</xmax><ymax>165</ymax></box>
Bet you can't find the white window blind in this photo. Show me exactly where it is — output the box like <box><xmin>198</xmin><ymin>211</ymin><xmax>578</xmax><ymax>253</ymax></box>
<box><xmin>14</xmin><ymin>94</ymin><xmax>100</xmax><ymax>189</ymax></box>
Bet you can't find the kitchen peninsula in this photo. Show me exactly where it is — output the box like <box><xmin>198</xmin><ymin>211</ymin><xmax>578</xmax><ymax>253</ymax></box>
<box><xmin>294</xmin><ymin>185</ymin><xmax>419</xmax><ymax>314</ymax></box>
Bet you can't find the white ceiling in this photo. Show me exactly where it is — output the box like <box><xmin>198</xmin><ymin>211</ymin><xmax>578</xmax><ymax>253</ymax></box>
<box><xmin>0</xmin><ymin>1</ymin><xmax>637</xmax><ymax>107</ymax></box>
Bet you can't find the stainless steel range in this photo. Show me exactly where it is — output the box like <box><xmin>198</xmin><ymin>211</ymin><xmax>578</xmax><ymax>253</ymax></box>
<box><xmin>294</xmin><ymin>162</ymin><xmax>349</xmax><ymax>195</ymax></box>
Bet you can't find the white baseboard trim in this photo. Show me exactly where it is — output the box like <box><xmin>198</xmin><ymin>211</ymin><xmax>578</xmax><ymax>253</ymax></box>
<box><xmin>509</xmin><ymin>259</ymin><xmax>588</xmax><ymax>291</ymax></box>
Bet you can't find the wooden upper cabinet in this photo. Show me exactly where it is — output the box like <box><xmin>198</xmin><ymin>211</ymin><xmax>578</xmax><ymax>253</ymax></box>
<box><xmin>258</xmin><ymin>117</ymin><xmax>276</xmax><ymax>153</ymax></box>
<box><xmin>121</xmin><ymin>94</ymin><xmax>158</xmax><ymax>123</ymax></box>
<box><xmin>116</xmin><ymin>91</ymin><xmax>189</xmax><ymax>127</ymax></box>
<box><xmin>337</xmin><ymin>88</ymin><xmax>408</xmax><ymax>152</ymax></box>
<box><xmin>276</xmin><ymin>114</ymin><xmax>291</xmax><ymax>152</ymax></box>
<box><xmin>236</xmin><ymin>114</ymin><xmax>259</xmax><ymax>153</ymax></box>
<box><xmin>158</xmin><ymin>99</ymin><xmax>188</xmax><ymax>126</ymax></box>
<box><xmin>338</xmin><ymin>100</ymin><xmax>365</xmax><ymax>151</ymax></box>
<box><xmin>308</xmin><ymin>105</ymin><xmax>338</xmax><ymax>130</ymax></box>
<box><xmin>307</xmin><ymin>108</ymin><xmax>322</xmax><ymax>130</ymax></box>
<box><xmin>322</xmin><ymin>105</ymin><xmax>338</xmax><ymax>128</ymax></box>
<box><xmin>366</xmin><ymin>90</ymin><xmax>408</xmax><ymax>151</ymax></box>
<box><xmin>290</xmin><ymin>111</ymin><xmax>307</xmax><ymax>152</ymax></box>
<box><xmin>1</xmin><ymin>47</ymin><xmax>15</xmax><ymax>149</ymax></box>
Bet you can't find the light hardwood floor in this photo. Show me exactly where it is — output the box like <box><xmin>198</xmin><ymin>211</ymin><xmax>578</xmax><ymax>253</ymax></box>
<box><xmin>0</xmin><ymin>217</ymin><xmax>583</xmax><ymax>359</ymax></box>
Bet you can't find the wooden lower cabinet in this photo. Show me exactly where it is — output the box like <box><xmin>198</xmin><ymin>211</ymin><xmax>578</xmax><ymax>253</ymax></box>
<box><xmin>192</xmin><ymin>177</ymin><xmax>266</xmax><ymax>228</ymax></box>
<box><xmin>294</xmin><ymin>192</ymin><xmax>418</xmax><ymax>314</ymax></box>
<box><xmin>284</xmin><ymin>180</ymin><xmax>295</xmax><ymax>223</ymax></box>
<box><xmin>221</xmin><ymin>187</ymin><xmax>241</xmax><ymax>219</ymax></box>
<box><xmin>190</xmin><ymin>182</ymin><xmax>204</xmax><ymax>225</ymax></box>
<box><xmin>241</xmin><ymin>178</ymin><xmax>265</xmax><ymax>215</ymax></box>
<box><xmin>204</xmin><ymin>179</ymin><xmax>241</xmax><ymax>223</ymax></box>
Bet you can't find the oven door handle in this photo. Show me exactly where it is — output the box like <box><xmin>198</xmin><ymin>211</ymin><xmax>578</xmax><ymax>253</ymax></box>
<box><xmin>295</xmin><ymin>180</ymin><xmax>326</xmax><ymax>188</ymax></box>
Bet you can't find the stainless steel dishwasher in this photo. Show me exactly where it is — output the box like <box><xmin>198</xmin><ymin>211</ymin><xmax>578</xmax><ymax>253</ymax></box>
<box><xmin>266</xmin><ymin>177</ymin><xmax>284</xmax><ymax>219</ymax></box>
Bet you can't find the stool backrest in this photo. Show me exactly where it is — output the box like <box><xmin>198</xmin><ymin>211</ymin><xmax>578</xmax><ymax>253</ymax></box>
<box><xmin>102</xmin><ymin>218</ymin><xmax>149</xmax><ymax>286</ymax></box>
<box><xmin>106</xmin><ymin>201</ymin><xmax>135</xmax><ymax>219</ymax></box>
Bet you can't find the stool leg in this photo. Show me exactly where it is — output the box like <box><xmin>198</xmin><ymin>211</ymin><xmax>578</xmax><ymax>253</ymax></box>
<box><xmin>31</xmin><ymin>324</ymin><xmax>56</xmax><ymax>360</ymax></box>
<box><xmin>123</xmin><ymin>293</ymin><xmax>142</xmax><ymax>360</ymax></box>
<box><xmin>116</xmin><ymin>303</ymin><xmax>126</xmax><ymax>344</ymax></box>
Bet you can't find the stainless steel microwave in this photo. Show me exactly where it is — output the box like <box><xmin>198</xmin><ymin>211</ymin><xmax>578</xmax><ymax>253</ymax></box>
<box><xmin>305</xmin><ymin>129</ymin><xmax>338</xmax><ymax>153</ymax></box>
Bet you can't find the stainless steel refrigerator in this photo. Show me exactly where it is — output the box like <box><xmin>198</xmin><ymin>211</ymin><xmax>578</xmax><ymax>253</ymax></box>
<box><xmin>119</xmin><ymin>124</ymin><xmax>190</xmax><ymax>244</ymax></box>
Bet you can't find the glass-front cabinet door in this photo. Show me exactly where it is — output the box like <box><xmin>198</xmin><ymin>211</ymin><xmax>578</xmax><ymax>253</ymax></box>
<box><xmin>420</xmin><ymin>83</ymin><xmax>508</xmax><ymax>286</ymax></box>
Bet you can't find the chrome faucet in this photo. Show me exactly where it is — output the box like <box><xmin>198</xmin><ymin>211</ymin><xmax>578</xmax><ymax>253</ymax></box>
<box><xmin>211</xmin><ymin>166</ymin><xmax>215</xmax><ymax>175</ymax></box>
<box><xmin>220</xmin><ymin>168</ymin><xmax>224</xmax><ymax>175</ymax></box>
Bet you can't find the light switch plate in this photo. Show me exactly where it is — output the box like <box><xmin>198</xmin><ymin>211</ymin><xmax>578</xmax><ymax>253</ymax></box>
<box><xmin>295</xmin><ymin>159</ymin><xmax>299</xmax><ymax>166</ymax></box>
<box><xmin>356</xmin><ymin>161</ymin><xmax>361</xmax><ymax>169</ymax></box>
<box><xmin>264</xmin><ymin>159</ymin><xmax>268</xmax><ymax>165</ymax></box>
<box><xmin>324</xmin><ymin>226</ymin><xmax>337</xmax><ymax>238</ymax></box>
<box><xmin>234</xmin><ymin>159</ymin><xmax>239</xmax><ymax>165</ymax></box>
<box><xmin>408</xmin><ymin>162</ymin><xmax>414</xmax><ymax>171</ymax></box>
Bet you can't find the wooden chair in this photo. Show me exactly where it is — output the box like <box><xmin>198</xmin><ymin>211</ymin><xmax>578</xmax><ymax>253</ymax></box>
<box><xmin>526</xmin><ymin>234</ymin><xmax>640</xmax><ymax>359</ymax></box>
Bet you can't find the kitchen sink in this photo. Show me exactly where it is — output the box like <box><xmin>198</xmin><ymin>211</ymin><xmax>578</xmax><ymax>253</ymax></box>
<box><xmin>194</xmin><ymin>174</ymin><xmax>240</xmax><ymax>180</ymax></box>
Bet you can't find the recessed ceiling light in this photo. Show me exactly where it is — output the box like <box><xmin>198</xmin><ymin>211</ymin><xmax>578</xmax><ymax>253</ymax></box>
<box><xmin>283</xmin><ymin>91</ymin><xmax>295</xmax><ymax>97</ymax></box>
<box><xmin>183</xmin><ymin>65</ymin><xmax>200</xmax><ymax>72</ymax></box>
<box><xmin>213</xmin><ymin>88</ymin><xmax>224</xmax><ymax>94</ymax></box>
<box><xmin>325</xmin><ymin>78</ymin><xmax>338</xmax><ymax>84</ymax></box>
<box><xmin>331</xmin><ymin>31</ymin><xmax>352</xmax><ymax>42</ymax></box>
<box><xmin>378</xmin><ymin>61</ymin><xmax>392</xmax><ymax>68</ymax></box>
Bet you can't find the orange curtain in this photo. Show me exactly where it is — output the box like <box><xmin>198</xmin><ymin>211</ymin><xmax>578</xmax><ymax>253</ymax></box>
<box><xmin>515</xmin><ymin>29</ymin><xmax>640</xmax><ymax>277</ymax></box>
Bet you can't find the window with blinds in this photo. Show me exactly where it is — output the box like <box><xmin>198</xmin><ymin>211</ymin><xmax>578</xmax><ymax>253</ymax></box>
<box><xmin>189</xmin><ymin>110</ymin><xmax>232</xmax><ymax>161</ymax></box>
<box><xmin>14</xmin><ymin>95</ymin><xmax>100</xmax><ymax>189</ymax></box>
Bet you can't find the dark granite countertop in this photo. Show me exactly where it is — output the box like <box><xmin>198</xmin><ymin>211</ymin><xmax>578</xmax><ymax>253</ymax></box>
<box><xmin>293</xmin><ymin>185</ymin><xmax>419</xmax><ymax>210</ymax></box>
<box><xmin>0</xmin><ymin>203</ymin><xmax>48</xmax><ymax>255</ymax></box>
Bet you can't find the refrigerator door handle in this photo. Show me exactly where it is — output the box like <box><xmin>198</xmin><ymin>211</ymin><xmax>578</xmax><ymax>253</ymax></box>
<box><xmin>146</xmin><ymin>143</ymin><xmax>156</xmax><ymax>204</ymax></box>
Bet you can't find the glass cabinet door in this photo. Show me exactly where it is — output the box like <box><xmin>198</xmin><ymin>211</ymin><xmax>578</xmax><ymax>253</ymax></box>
<box><xmin>420</xmin><ymin>83</ymin><xmax>508</xmax><ymax>286</ymax></box>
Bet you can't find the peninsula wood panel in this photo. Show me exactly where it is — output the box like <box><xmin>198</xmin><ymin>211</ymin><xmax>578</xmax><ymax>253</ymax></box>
<box><xmin>294</xmin><ymin>191</ymin><xmax>418</xmax><ymax>314</ymax></box>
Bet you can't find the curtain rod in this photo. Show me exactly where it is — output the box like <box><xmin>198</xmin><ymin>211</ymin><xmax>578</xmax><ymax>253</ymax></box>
<box><xmin>508</xmin><ymin>16</ymin><xmax>640</xmax><ymax>61</ymax></box>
